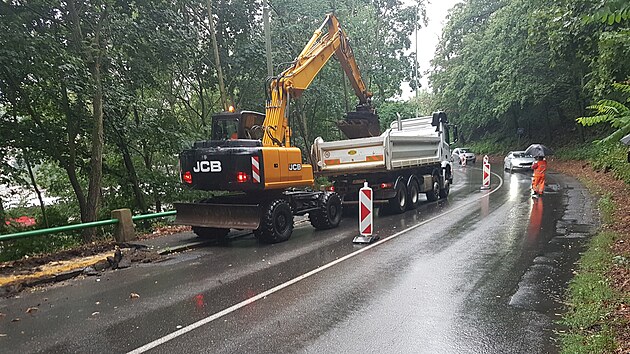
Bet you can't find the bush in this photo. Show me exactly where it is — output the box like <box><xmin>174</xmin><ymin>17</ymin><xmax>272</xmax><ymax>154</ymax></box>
<box><xmin>0</xmin><ymin>233</ymin><xmax>83</xmax><ymax>262</ymax></box>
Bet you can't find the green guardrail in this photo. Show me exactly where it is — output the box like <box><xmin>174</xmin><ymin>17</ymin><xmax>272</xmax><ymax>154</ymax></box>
<box><xmin>0</xmin><ymin>210</ymin><xmax>177</xmax><ymax>242</ymax></box>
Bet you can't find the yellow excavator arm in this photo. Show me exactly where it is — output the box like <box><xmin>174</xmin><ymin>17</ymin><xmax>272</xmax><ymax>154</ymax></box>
<box><xmin>262</xmin><ymin>13</ymin><xmax>377</xmax><ymax>147</ymax></box>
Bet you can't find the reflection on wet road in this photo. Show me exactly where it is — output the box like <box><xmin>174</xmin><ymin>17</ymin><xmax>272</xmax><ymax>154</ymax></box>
<box><xmin>0</xmin><ymin>165</ymin><xmax>598</xmax><ymax>353</ymax></box>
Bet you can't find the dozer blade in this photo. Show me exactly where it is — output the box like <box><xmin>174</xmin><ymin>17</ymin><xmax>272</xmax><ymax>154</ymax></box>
<box><xmin>336</xmin><ymin>110</ymin><xmax>381</xmax><ymax>139</ymax></box>
<box><xmin>174</xmin><ymin>202</ymin><xmax>261</xmax><ymax>230</ymax></box>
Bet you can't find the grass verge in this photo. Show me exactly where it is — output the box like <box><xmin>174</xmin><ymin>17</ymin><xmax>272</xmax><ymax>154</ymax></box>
<box><xmin>559</xmin><ymin>191</ymin><xmax>626</xmax><ymax>353</ymax></box>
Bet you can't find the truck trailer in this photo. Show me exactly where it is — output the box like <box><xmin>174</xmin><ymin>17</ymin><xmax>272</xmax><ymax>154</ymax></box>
<box><xmin>312</xmin><ymin>111</ymin><xmax>454</xmax><ymax>214</ymax></box>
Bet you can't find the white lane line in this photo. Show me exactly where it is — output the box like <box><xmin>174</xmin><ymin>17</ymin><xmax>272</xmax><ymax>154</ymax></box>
<box><xmin>128</xmin><ymin>171</ymin><xmax>504</xmax><ymax>354</ymax></box>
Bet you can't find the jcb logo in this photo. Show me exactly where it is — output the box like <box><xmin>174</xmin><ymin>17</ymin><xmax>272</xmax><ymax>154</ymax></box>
<box><xmin>288</xmin><ymin>163</ymin><xmax>302</xmax><ymax>171</ymax></box>
<box><xmin>193</xmin><ymin>161</ymin><xmax>222</xmax><ymax>173</ymax></box>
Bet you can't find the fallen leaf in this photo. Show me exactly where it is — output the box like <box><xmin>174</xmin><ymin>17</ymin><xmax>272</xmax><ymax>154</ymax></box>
<box><xmin>25</xmin><ymin>307</ymin><xmax>38</xmax><ymax>314</ymax></box>
<box><xmin>130</xmin><ymin>293</ymin><xmax>140</xmax><ymax>299</ymax></box>
<box><xmin>0</xmin><ymin>312</ymin><xmax>6</xmax><ymax>318</ymax></box>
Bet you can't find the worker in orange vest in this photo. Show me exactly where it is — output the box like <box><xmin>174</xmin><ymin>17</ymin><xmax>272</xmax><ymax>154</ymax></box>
<box><xmin>531</xmin><ymin>156</ymin><xmax>547</xmax><ymax>198</ymax></box>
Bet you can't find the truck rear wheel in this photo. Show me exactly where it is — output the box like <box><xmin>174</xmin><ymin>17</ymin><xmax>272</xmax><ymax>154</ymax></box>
<box><xmin>310</xmin><ymin>192</ymin><xmax>342</xmax><ymax>230</ymax></box>
<box><xmin>387</xmin><ymin>183</ymin><xmax>408</xmax><ymax>214</ymax></box>
<box><xmin>439</xmin><ymin>179</ymin><xmax>450</xmax><ymax>198</ymax></box>
<box><xmin>192</xmin><ymin>227</ymin><xmax>230</xmax><ymax>240</ymax></box>
<box><xmin>255</xmin><ymin>199</ymin><xmax>294</xmax><ymax>243</ymax></box>
<box><xmin>426</xmin><ymin>174</ymin><xmax>440</xmax><ymax>202</ymax></box>
<box><xmin>407</xmin><ymin>179</ymin><xmax>420</xmax><ymax>210</ymax></box>
<box><xmin>439</xmin><ymin>168</ymin><xmax>451</xmax><ymax>198</ymax></box>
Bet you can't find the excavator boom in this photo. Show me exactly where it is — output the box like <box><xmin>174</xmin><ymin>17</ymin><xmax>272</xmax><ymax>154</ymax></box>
<box><xmin>262</xmin><ymin>13</ymin><xmax>380</xmax><ymax>147</ymax></box>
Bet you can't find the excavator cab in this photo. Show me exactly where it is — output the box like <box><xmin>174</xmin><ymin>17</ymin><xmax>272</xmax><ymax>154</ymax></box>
<box><xmin>211</xmin><ymin>111</ymin><xmax>266</xmax><ymax>140</ymax></box>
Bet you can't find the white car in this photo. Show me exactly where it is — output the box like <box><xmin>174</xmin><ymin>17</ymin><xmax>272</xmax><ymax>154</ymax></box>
<box><xmin>504</xmin><ymin>151</ymin><xmax>535</xmax><ymax>172</ymax></box>
<box><xmin>451</xmin><ymin>148</ymin><xmax>476</xmax><ymax>164</ymax></box>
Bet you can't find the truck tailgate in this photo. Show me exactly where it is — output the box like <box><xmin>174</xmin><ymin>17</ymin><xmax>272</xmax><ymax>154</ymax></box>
<box><xmin>313</xmin><ymin>136</ymin><xmax>385</xmax><ymax>174</ymax></box>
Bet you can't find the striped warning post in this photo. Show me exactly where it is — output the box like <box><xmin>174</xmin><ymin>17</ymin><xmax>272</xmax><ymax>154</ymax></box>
<box><xmin>353</xmin><ymin>182</ymin><xmax>379</xmax><ymax>244</ymax></box>
<box><xmin>481</xmin><ymin>155</ymin><xmax>490</xmax><ymax>190</ymax></box>
<box><xmin>251</xmin><ymin>156</ymin><xmax>260</xmax><ymax>183</ymax></box>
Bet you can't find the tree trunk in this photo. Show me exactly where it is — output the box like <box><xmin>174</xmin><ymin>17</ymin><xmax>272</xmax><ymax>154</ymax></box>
<box><xmin>207</xmin><ymin>0</ymin><xmax>228</xmax><ymax>111</ymax></box>
<box><xmin>60</xmin><ymin>79</ymin><xmax>88</xmax><ymax>222</ymax></box>
<box><xmin>68</xmin><ymin>0</ymin><xmax>107</xmax><ymax>241</ymax></box>
<box><xmin>24</xmin><ymin>152</ymin><xmax>48</xmax><ymax>228</ymax></box>
<box><xmin>112</xmin><ymin>124</ymin><xmax>148</xmax><ymax>214</ymax></box>
<box><xmin>0</xmin><ymin>196</ymin><xmax>6</xmax><ymax>233</ymax></box>
<box><xmin>84</xmin><ymin>58</ymin><xmax>105</xmax><ymax>240</ymax></box>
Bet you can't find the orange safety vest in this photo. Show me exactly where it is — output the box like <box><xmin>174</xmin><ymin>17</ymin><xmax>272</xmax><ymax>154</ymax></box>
<box><xmin>532</xmin><ymin>160</ymin><xmax>547</xmax><ymax>177</ymax></box>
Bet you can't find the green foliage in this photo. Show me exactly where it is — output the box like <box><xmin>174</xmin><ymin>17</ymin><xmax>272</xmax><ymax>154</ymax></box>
<box><xmin>0</xmin><ymin>233</ymin><xmax>85</xmax><ymax>263</ymax></box>
<box><xmin>0</xmin><ymin>205</ymin><xmax>90</xmax><ymax>261</ymax></box>
<box><xmin>465</xmin><ymin>139</ymin><xmax>513</xmax><ymax>156</ymax></box>
<box><xmin>556</xmin><ymin>142</ymin><xmax>630</xmax><ymax>184</ymax></box>
<box><xmin>584</xmin><ymin>1</ymin><xmax>630</xmax><ymax>25</ymax></box>
<box><xmin>577</xmin><ymin>83</ymin><xmax>630</xmax><ymax>145</ymax></box>
<box><xmin>555</xmin><ymin>143</ymin><xmax>597</xmax><ymax>161</ymax></box>
<box><xmin>589</xmin><ymin>143</ymin><xmax>630</xmax><ymax>184</ymax></box>
<box><xmin>430</xmin><ymin>0</ymin><xmax>629</xmax><ymax>149</ymax></box>
<box><xmin>597</xmin><ymin>193</ymin><xmax>615</xmax><ymax>225</ymax></box>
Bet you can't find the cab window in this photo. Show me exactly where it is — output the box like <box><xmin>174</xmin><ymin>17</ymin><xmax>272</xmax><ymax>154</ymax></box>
<box><xmin>212</xmin><ymin>119</ymin><xmax>239</xmax><ymax>140</ymax></box>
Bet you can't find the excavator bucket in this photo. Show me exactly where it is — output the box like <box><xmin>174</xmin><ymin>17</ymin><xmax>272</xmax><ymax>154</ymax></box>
<box><xmin>336</xmin><ymin>111</ymin><xmax>381</xmax><ymax>139</ymax></box>
<box><xmin>173</xmin><ymin>202</ymin><xmax>262</xmax><ymax>230</ymax></box>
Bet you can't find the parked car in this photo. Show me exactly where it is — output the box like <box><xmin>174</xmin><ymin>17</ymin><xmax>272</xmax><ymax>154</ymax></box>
<box><xmin>451</xmin><ymin>148</ymin><xmax>476</xmax><ymax>164</ymax></box>
<box><xmin>503</xmin><ymin>151</ymin><xmax>535</xmax><ymax>172</ymax></box>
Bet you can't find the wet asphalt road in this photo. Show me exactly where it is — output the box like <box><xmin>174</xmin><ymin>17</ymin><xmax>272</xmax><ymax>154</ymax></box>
<box><xmin>0</xmin><ymin>164</ymin><xmax>598</xmax><ymax>353</ymax></box>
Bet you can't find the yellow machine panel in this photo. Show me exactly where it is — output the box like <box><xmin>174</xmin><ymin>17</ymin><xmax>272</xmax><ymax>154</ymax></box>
<box><xmin>261</xmin><ymin>147</ymin><xmax>314</xmax><ymax>189</ymax></box>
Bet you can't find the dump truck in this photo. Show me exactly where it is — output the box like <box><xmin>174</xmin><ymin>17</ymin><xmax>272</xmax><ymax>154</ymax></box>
<box><xmin>312</xmin><ymin>112</ymin><xmax>455</xmax><ymax>213</ymax></box>
<box><xmin>174</xmin><ymin>14</ymin><xmax>380</xmax><ymax>243</ymax></box>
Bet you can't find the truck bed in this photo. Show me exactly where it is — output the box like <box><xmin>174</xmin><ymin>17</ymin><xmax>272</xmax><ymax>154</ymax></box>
<box><xmin>313</xmin><ymin>116</ymin><xmax>442</xmax><ymax>176</ymax></box>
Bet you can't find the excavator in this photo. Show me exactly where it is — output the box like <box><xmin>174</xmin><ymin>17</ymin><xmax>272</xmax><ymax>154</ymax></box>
<box><xmin>174</xmin><ymin>13</ymin><xmax>380</xmax><ymax>243</ymax></box>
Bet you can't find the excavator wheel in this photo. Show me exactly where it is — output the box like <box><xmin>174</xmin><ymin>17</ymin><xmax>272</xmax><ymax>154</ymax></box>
<box><xmin>310</xmin><ymin>192</ymin><xmax>343</xmax><ymax>230</ymax></box>
<box><xmin>255</xmin><ymin>199</ymin><xmax>294</xmax><ymax>243</ymax></box>
<box><xmin>192</xmin><ymin>227</ymin><xmax>230</xmax><ymax>240</ymax></box>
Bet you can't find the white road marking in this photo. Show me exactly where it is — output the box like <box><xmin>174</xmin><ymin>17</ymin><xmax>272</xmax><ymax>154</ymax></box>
<box><xmin>128</xmin><ymin>170</ymin><xmax>504</xmax><ymax>354</ymax></box>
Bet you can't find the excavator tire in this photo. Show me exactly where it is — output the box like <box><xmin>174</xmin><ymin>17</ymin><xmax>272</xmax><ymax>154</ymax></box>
<box><xmin>310</xmin><ymin>192</ymin><xmax>343</xmax><ymax>230</ymax></box>
<box><xmin>255</xmin><ymin>199</ymin><xmax>294</xmax><ymax>243</ymax></box>
<box><xmin>192</xmin><ymin>227</ymin><xmax>230</xmax><ymax>240</ymax></box>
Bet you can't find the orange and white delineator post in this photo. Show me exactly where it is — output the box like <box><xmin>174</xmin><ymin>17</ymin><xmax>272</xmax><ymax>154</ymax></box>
<box><xmin>481</xmin><ymin>155</ymin><xmax>491</xmax><ymax>190</ymax></box>
<box><xmin>353</xmin><ymin>182</ymin><xmax>378</xmax><ymax>244</ymax></box>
